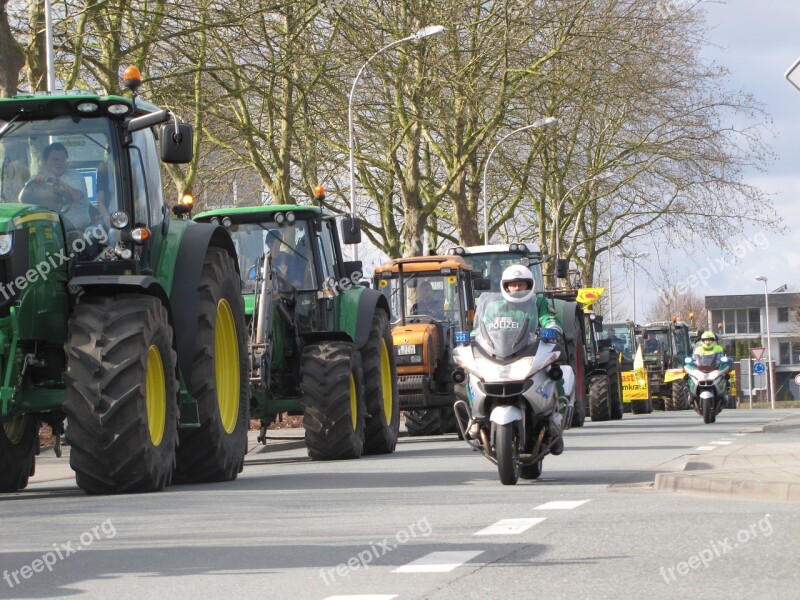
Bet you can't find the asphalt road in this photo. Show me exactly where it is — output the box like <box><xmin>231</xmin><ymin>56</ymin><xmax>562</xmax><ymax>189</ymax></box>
<box><xmin>2</xmin><ymin>409</ymin><xmax>799</xmax><ymax>599</ymax></box>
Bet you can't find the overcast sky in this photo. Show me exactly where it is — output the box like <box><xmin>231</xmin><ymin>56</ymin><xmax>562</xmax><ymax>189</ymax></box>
<box><xmin>611</xmin><ymin>0</ymin><xmax>800</xmax><ymax>322</ymax></box>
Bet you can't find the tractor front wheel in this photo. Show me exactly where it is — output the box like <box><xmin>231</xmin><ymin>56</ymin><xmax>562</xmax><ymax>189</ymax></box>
<box><xmin>301</xmin><ymin>341</ymin><xmax>366</xmax><ymax>460</ymax></box>
<box><xmin>64</xmin><ymin>295</ymin><xmax>178</xmax><ymax>494</ymax></box>
<box><xmin>175</xmin><ymin>247</ymin><xmax>250</xmax><ymax>483</ymax></box>
<box><xmin>361</xmin><ymin>310</ymin><xmax>399</xmax><ymax>455</ymax></box>
<box><xmin>0</xmin><ymin>415</ymin><xmax>37</xmax><ymax>492</ymax></box>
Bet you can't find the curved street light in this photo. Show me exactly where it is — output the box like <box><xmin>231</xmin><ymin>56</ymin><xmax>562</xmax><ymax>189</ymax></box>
<box><xmin>347</xmin><ymin>25</ymin><xmax>445</xmax><ymax>260</ymax></box>
<box><xmin>481</xmin><ymin>117</ymin><xmax>557</xmax><ymax>242</ymax></box>
<box><xmin>755</xmin><ymin>275</ymin><xmax>776</xmax><ymax>409</ymax></box>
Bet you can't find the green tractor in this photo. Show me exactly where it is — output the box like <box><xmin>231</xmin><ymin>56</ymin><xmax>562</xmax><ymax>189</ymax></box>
<box><xmin>0</xmin><ymin>72</ymin><xmax>250</xmax><ymax>494</ymax></box>
<box><xmin>640</xmin><ymin>320</ymin><xmax>693</xmax><ymax>411</ymax></box>
<box><xmin>194</xmin><ymin>190</ymin><xmax>399</xmax><ymax>460</ymax></box>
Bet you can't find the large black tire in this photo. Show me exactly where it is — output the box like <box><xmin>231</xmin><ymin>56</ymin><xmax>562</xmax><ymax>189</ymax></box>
<box><xmin>404</xmin><ymin>409</ymin><xmax>444</xmax><ymax>436</ymax></box>
<box><xmin>630</xmin><ymin>400</ymin><xmax>648</xmax><ymax>415</ymax></box>
<box><xmin>175</xmin><ymin>248</ymin><xmax>250</xmax><ymax>483</ymax></box>
<box><xmin>301</xmin><ymin>341</ymin><xmax>366</xmax><ymax>460</ymax></box>
<box><xmin>0</xmin><ymin>415</ymin><xmax>37</xmax><ymax>492</ymax></box>
<box><xmin>64</xmin><ymin>295</ymin><xmax>178</xmax><ymax>494</ymax></box>
<box><xmin>702</xmin><ymin>396</ymin><xmax>713</xmax><ymax>424</ymax></box>
<box><xmin>569</xmin><ymin>315</ymin><xmax>587</xmax><ymax>428</ymax></box>
<box><xmin>495</xmin><ymin>423</ymin><xmax>520</xmax><ymax>485</ymax></box>
<box><xmin>360</xmin><ymin>310</ymin><xmax>400</xmax><ymax>455</ymax></box>
<box><xmin>608</xmin><ymin>360</ymin><xmax>623</xmax><ymax>420</ymax></box>
<box><xmin>672</xmin><ymin>380</ymin><xmax>689</xmax><ymax>410</ymax></box>
<box><xmin>588</xmin><ymin>375</ymin><xmax>611</xmax><ymax>422</ymax></box>
<box><xmin>439</xmin><ymin>407</ymin><xmax>462</xmax><ymax>438</ymax></box>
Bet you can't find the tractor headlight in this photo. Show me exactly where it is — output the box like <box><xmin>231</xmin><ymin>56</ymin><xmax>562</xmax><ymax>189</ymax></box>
<box><xmin>0</xmin><ymin>233</ymin><xmax>12</xmax><ymax>256</ymax></box>
<box><xmin>110</xmin><ymin>211</ymin><xmax>130</xmax><ymax>229</ymax></box>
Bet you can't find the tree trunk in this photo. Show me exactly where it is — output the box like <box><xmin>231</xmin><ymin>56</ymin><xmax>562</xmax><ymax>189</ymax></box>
<box><xmin>0</xmin><ymin>0</ymin><xmax>25</xmax><ymax>96</ymax></box>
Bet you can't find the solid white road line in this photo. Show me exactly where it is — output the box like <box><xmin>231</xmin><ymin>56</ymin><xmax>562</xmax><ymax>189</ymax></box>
<box><xmin>533</xmin><ymin>500</ymin><xmax>591</xmax><ymax>510</ymax></box>
<box><xmin>324</xmin><ymin>596</ymin><xmax>398</xmax><ymax>600</ymax></box>
<box><xmin>392</xmin><ymin>551</ymin><xmax>484</xmax><ymax>573</ymax></box>
<box><xmin>473</xmin><ymin>518</ymin><xmax>547</xmax><ymax>535</ymax></box>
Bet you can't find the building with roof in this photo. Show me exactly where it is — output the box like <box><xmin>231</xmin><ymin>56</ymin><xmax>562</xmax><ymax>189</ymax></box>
<box><xmin>705</xmin><ymin>289</ymin><xmax>800</xmax><ymax>401</ymax></box>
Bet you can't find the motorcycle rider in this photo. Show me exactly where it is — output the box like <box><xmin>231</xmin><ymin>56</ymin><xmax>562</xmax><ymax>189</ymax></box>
<box><xmin>470</xmin><ymin>265</ymin><xmax>566</xmax><ymax>455</ymax></box>
<box><xmin>693</xmin><ymin>331</ymin><xmax>731</xmax><ymax>399</ymax></box>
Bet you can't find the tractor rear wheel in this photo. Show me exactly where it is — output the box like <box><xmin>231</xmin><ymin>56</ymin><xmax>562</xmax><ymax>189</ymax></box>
<box><xmin>0</xmin><ymin>415</ymin><xmax>37</xmax><ymax>492</ymax></box>
<box><xmin>175</xmin><ymin>248</ymin><xmax>250</xmax><ymax>483</ymax></box>
<box><xmin>569</xmin><ymin>315</ymin><xmax>587</xmax><ymax>428</ymax></box>
<box><xmin>361</xmin><ymin>310</ymin><xmax>399</xmax><ymax>455</ymax></box>
<box><xmin>588</xmin><ymin>375</ymin><xmax>611</xmax><ymax>422</ymax></box>
<box><xmin>301</xmin><ymin>341</ymin><xmax>366</xmax><ymax>460</ymax></box>
<box><xmin>64</xmin><ymin>295</ymin><xmax>178</xmax><ymax>494</ymax></box>
<box><xmin>672</xmin><ymin>380</ymin><xmax>689</xmax><ymax>410</ymax></box>
<box><xmin>404</xmin><ymin>409</ymin><xmax>444</xmax><ymax>436</ymax></box>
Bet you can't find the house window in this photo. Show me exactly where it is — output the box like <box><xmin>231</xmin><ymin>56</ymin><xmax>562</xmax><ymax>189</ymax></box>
<box><xmin>779</xmin><ymin>340</ymin><xmax>800</xmax><ymax>365</ymax></box>
<box><xmin>777</xmin><ymin>307</ymin><xmax>789</xmax><ymax>323</ymax></box>
<box><xmin>712</xmin><ymin>308</ymin><xmax>762</xmax><ymax>335</ymax></box>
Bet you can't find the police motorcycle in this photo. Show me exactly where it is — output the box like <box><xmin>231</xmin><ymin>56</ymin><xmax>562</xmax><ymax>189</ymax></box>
<box><xmin>452</xmin><ymin>290</ymin><xmax>575</xmax><ymax>485</ymax></box>
<box><xmin>682</xmin><ymin>351</ymin><xmax>731</xmax><ymax>424</ymax></box>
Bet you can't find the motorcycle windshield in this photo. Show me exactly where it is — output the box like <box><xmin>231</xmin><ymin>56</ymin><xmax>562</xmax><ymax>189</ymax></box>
<box><xmin>692</xmin><ymin>352</ymin><xmax>723</xmax><ymax>371</ymax></box>
<box><xmin>475</xmin><ymin>293</ymin><xmax>536</xmax><ymax>359</ymax></box>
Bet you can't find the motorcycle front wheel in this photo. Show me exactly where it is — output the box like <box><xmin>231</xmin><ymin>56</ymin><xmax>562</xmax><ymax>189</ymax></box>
<box><xmin>495</xmin><ymin>423</ymin><xmax>521</xmax><ymax>485</ymax></box>
<box><xmin>702</xmin><ymin>396</ymin><xmax>714</xmax><ymax>424</ymax></box>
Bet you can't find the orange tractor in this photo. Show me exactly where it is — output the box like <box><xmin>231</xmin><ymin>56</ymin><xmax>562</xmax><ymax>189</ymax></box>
<box><xmin>373</xmin><ymin>256</ymin><xmax>486</xmax><ymax>436</ymax></box>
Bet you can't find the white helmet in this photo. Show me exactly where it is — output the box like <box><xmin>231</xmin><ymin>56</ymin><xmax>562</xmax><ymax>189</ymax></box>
<box><xmin>501</xmin><ymin>265</ymin><xmax>535</xmax><ymax>303</ymax></box>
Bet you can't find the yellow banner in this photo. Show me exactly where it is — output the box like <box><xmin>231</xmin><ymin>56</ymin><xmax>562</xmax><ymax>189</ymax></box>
<box><xmin>730</xmin><ymin>370</ymin><xmax>737</xmax><ymax>396</ymax></box>
<box><xmin>633</xmin><ymin>345</ymin><xmax>647</xmax><ymax>386</ymax></box>
<box><xmin>621</xmin><ymin>370</ymin><xmax>649</xmax><ymax>401</ymax></box>
<box><xmin>576</xmin><ymin>287</ymin><xmax>605</xmax><ymax>308</ymax></box>
<box><xmin>664</xmin><ymin>368</ymin><xmax>685</xmax><ymax>383</ymax></box>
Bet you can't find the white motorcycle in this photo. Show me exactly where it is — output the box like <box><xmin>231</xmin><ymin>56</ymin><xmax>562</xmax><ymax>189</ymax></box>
<box><xmin>452</xmin><ymin>293</ymin><xmax>575</xmax><ymax>485</ymax></box>
<box><xmin>683</xmin><ymin>353</ymin><xmax>731</xmax><ymax>424</ymax></box>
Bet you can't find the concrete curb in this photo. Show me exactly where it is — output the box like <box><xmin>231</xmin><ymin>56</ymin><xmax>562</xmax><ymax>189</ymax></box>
<box><xmin>653</xmin><ymin>413</ymin><xmax>800</xmax><ymax>503</ymax></box>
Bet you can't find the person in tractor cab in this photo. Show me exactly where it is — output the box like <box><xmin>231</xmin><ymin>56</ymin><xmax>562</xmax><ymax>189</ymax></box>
<box><xmin>411</xmin><ymin>280</ymin><xmax>445</xmax><ymax>319</ymax></box>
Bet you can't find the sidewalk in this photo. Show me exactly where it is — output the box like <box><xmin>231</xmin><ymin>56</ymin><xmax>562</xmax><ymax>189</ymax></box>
<box><xmin>654</xmin><ymin>413</ymin><xmax>800</xmax><ymax>503</ymax></box>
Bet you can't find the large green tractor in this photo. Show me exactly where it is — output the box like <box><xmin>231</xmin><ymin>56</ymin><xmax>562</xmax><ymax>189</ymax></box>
<box><xmin>0</xmin><ymin>73</ymin><xmax>250</xmax><ymax>494</ymax></box>
<box><xmin>195</xmin><ymin>192</ymin><xmax>399</xmax><ymax>460</ymax></box>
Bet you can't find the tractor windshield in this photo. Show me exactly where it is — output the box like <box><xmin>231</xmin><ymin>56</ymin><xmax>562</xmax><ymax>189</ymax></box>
<box><xmin>602</xmin><ymin>323</ymin><xmax>635</xmax><ymax>361</ymax></box>
<box><xmin>459</xmin><ymin>252</ymin><xmax>545</xmax><ymax>296</ymax></box>
<box><xmin>0</xmin><ymin>116</ymin><xmax>118</xmax><ymax>226</ymax></box>
<box><xmin>381</xmin><ymin>272</ymin><xmax>467</xmax><ymax>328</ymax></box>
<box><xmin>230</xmin><ymin>220</ymin><xmax>315</xmax><ymax>293</ymax></box>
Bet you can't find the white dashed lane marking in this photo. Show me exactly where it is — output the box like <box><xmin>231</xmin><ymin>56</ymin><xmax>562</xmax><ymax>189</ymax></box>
<box><xmin>710</xmin><ymin>440</ymin><xmax>734</xmax><ymax>445</ymax></box>
<box><xmin>473</xmin><ymin>518</ymin><xmax>547</xmax><ymax>535</ymax></box>
<box><xmin>392</xmin><ymin>551</ymin><xmax>484</xmax><ymax>573</ymax></box>
<box><xmin>695</xmin><ymin>446</ymin><xmax>716</xmax><ymax>451</ymax></box>
<box><xmin>533</xmin><ymin>500</ymin><xmax>591</xmax><ymax>510</ymax></box>
<box><xmin>323</xmin><ymin>596</ymin><xmax>398</xmax><ymax>600</ymax></box>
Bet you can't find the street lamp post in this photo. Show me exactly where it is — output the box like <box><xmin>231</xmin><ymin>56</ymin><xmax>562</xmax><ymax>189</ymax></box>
<box><xmin>755</xmin><ymin>275</ymin><xmax>776</xmax><ymax>409</ymax></box>
<box><xmin>481</xmin><ymin>117</ymin><xmax>557</xmax><ymax>242</ymax></box>
<box><xmin>347</xmin><ymin>25</ymin><xmax>445</xmax><ymax>260</ymax></box>
<box><xmin>554</xmin><ymin>171</ymin><xmax>615</xmax><ymax>263</ymax></box>
<box><xmin>618</xmin><ymin>251</ymin><xmax>648</xmax><ymax>324</ymax></box>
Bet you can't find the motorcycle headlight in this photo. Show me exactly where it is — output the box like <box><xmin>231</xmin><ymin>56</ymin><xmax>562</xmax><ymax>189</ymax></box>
<box><xmin>0</xmin><ymin>233</ymin><xmax>12</xmax><ymax>256</ymax></box>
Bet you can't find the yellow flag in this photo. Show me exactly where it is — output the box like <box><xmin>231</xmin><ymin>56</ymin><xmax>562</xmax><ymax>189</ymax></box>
<box><xmin>633</xmin><ymin>344</ymin><xmax>647</xmax><ymax>386</ymax></box>
<box><xmin>576</xmin><ymin>287</ymin><xmax>605</xmax><ymax>308</ymax></box>
<box><xmin>664</xmin><ymin>368</ymin><xmax>685</xmax><ymax>383</ymax></box>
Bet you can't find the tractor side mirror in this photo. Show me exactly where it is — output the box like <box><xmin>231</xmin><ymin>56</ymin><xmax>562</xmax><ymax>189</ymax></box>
<box><xmin>474</xmin><ymin>277</ymin><xmax>490</xmax><ymax>291</ymax></box>
<box><xmin>341</xmin><ymin>217</ymin><xmax>362</xmax><ymax>245</ymax></box>
<box><xmin>160</xmin><ymin>123</ymin><xmax>194</xmax><ymax>164</ymax></box>
<box><xmin>556</xmin><ymin>258</ymin><xmax>569</xmax><ymax>279</ymax></box>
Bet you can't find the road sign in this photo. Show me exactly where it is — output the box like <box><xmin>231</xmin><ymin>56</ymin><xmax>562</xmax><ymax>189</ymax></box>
<box><xmin>750</xmin><ymin>347</ymin><xmax>766</xmax><ymax>362</ymax></box>
<box><xmin>753</xmin><ymin>362</ymin><xmax>766</xmax><ymax>375</ymax></box>
<box><xmin>794</xmin><ymin>373</ymin><xmax>800</xmax><ymax>386</ymax></box>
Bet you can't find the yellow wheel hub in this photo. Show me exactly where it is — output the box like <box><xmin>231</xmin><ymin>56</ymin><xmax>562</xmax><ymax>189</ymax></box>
<box><xmin>349</xmin><ymin>373</ymin><xmax>358</xmax><ymax>430</ymax></box>
<box><xmin>145</xmin><ymin>345</ymin><xmax>166</xmax><ymax>446</ymax></box>
<box><xmin>215</xmin><ymin>298</ymin><xmax>240</xmax><ymax>434</ymax></box>
<box><xmin>379</xmin><ymin>338</ymin><xmax>393</xmax><ymax>425</ymax></box>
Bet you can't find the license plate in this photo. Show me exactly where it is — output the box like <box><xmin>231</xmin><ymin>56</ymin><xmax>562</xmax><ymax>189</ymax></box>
<box><xmin>398</xmin><ymin>344</ymin><xmax>416</xmax><ymax>356</ymax></box>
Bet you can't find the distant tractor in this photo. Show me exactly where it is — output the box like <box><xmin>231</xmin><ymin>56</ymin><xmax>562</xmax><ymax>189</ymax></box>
<box><xmin>640</xmin><ymin>319</ymin><xmax>693</xmax><ymax>411</ymax></box>
<box><xmin>372</xmin><ymin>255</ymin><xmax>484</xmax><ymax>436</ymax></box>
<box><xmin>0</xmin><ymin>69</ymin><xmax>250</xmax><ymax>494</ymax></box>
<box><xmin>195</xmin><ymin>193</ymin><xmax>399</xmax><ymax>460</ymax></box>
<box><xmin>602</xmin><ymin>321</ymin><xmax>651</xmax><ymax>414</ymax></box>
